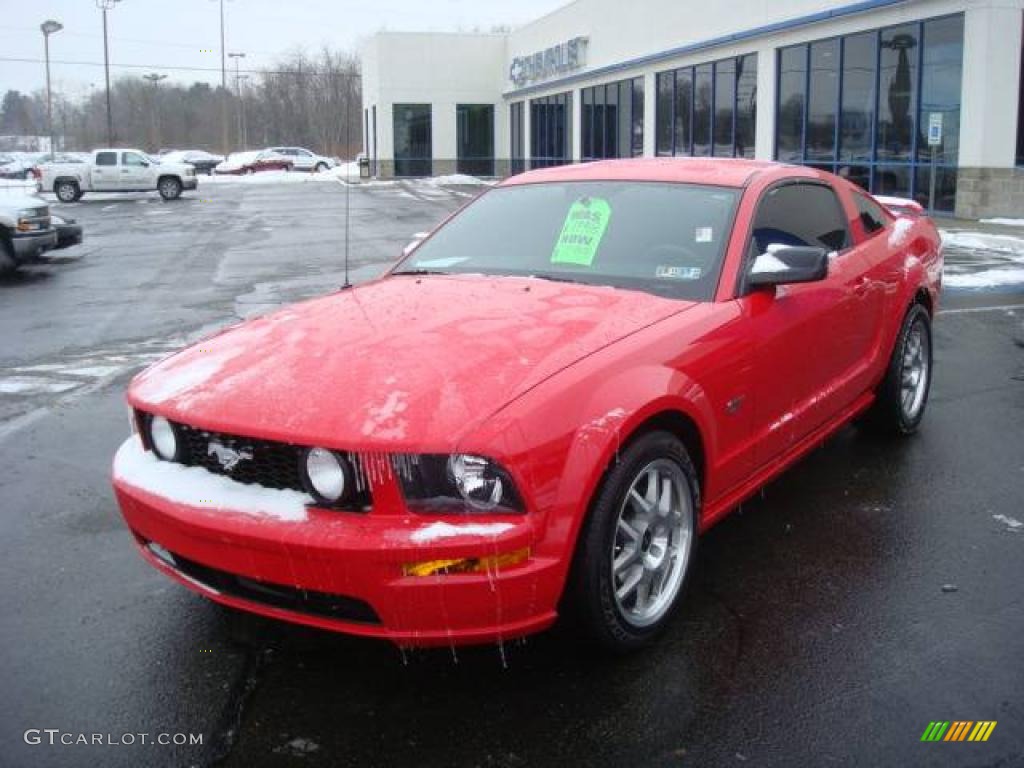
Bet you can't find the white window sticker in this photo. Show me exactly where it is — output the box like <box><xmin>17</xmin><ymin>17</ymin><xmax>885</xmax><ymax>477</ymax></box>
<box><xmin>695</xmin><ymin>227</ymin><xmax>713</xmax><ymax>243</ymax></box>
<box><xmin>656</xmin><ymin>265</ymin><xmax>702</xmax><ymax>280</ymax></box>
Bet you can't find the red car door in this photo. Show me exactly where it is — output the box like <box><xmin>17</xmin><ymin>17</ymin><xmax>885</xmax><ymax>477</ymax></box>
<box><xmin>737</xmin><ymin>181</ymin><xmax>870</xmax><ymax>470</ymax></box>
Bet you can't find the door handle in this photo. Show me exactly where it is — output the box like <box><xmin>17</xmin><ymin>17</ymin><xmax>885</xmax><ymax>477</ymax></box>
<box><xmin>121</xmin><ymin>170</ymin><xmax>130</xmax><ymax>174</ymax></box>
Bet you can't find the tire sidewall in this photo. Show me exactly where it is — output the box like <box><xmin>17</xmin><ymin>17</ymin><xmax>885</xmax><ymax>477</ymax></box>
<box><xmin>572</xmin><ymin>431</ymin><xmax>700</xmax><ymax>650</ymax></box>
<box><xmin>892</xmin><ymin>304</ymin><xmax>933</xmax><ymax>433</ymax></box>
<box><xmin>158</xmin><ymin>178</ymin><xmax>182</xmax><ymax>200</ymax></box>
<box><xmin>55</xmin><ymin>181</ymin><xmax>78</xmax><ymax>203</ymax></box>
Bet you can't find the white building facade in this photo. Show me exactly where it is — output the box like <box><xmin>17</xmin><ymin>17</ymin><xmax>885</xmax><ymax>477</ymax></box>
<box><xmin>361</xmin><ymin>0</ymin><xmax>1024</xmax><ymax>217</ymax></box>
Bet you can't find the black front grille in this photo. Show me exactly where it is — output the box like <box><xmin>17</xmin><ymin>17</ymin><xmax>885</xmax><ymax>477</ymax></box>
<box><xmin>157</xmin><ymin>545</ymin><xmax>381</xmax><ymax>625</ymax></box>
<box><xmin>137</xmin><ymin>411</ymin><xmax>372</xmax><ymax>511</ymax></box>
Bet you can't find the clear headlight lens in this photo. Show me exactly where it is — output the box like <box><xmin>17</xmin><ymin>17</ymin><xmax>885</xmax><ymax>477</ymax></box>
<box><xmin>302</xmin><ymin>447</ymin><xmax>350</xmax><ymax>504</ymax></box>
<box><xmin>393</xmin><ymin>454</ymin><xmax>523</xmax><ymax>514</ymax></box>
<box><xmin>149</xmin><ymin>416</ymin><xmax>178</xmax><ymax>461</ymax></box>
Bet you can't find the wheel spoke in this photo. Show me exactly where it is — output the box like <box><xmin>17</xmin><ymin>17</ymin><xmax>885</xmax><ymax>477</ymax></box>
<box><xmin>629</xmin><ymin>488</ymin><xmax>653</xmax><ymax>517</ymax></box>
<box><xmin>657</xmin><ymin>475</ymin><xmax>673</xmax><ymax>517</ymax></box>
<box><xmin>617</xmin><ymin>517</ymin><xmax>641</xmax><ymax>542</ymax></box>
<box><xmin>615</xmin><ymin>564</ymin><xmax>643</xmax><ymax>602</ymax></box>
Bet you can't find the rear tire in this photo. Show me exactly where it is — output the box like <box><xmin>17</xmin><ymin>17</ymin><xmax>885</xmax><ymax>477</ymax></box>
<box><xmin>567</xmin><ymin>431</ymin><xmax>699</xmax><ymax>651</ymax></box>
<box><xmin>863</xmin><ymin>303</ymin><xmax>933</xmax><ymax>435</ymax></box>
<box><xmin>55</xmin><ymin>179</ymin><xmax>80</xmax><ymax>203</ymax></box>
<box><xmin>158</xmin><ymin>177</ymin><xmax>183</xmax><ymax>201</ymax></box>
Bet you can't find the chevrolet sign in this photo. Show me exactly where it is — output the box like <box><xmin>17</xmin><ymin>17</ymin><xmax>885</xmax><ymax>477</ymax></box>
<box><xmin>509</xmin><ymin>36</ymin><xmax>589</xmax><ymax>87</ymax></box>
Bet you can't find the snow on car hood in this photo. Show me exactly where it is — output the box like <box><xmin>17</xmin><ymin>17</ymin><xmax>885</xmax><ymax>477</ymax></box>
<box><xmin>129</xmin><ymin>274</ymin><xmax>695</xmax><ymax>450</ymax></box>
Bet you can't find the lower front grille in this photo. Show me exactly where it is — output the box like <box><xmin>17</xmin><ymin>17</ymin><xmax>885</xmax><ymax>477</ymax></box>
<box><xmin>151</xmin><ymin>543</ymin><xmax>381</xmax><ymax>625</ymax></box>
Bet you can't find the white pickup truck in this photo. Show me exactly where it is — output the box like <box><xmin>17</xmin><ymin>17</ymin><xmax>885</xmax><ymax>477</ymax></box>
<box><xmin>37</xmin><ymin>149</ymin><xmax>197</xmax><ymax>202</ymax></box>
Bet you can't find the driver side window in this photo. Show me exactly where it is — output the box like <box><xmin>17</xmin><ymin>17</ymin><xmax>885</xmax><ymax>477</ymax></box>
<box><xmin>751</xmin><ymin>183</ymin><xmax>850</xmax><ymax>256</ymax></box>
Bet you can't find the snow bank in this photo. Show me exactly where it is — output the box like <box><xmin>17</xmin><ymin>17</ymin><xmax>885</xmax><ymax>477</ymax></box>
<box><xmin>979</xmin><ymin>218</ymin><xmax>1024</xmax><ymax>228</ymax></box>
<box><xmin>940</xmin><ymin>230</ymin><xmax>1024</xmax><ymax>257</ymax></box>
<box><xmin>943</xmin><ymin>268</ymin><xmax>1024</xmax><ymax>288</ymax></box>
<box><xmin>113</xmin><ymin>436</ymin><xmax>311</xmax><ymax>521</ymax></box>
<box><xmin>409</xmin><ymin>521</ymin><xmax>515</xmax><ymax>544</ymax></box>
<box><xmin>425</xmin><ymin>174</ymin><xmax>494</xmax><ymax>186</ymax></box>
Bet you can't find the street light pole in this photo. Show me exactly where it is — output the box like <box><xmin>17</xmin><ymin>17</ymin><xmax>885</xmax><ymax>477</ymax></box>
<box><xmin>237</xmin><ymin>74</ymin><xmax>250</xmax><ymax>149</ymax></box>
<box><xmin>217</xmin><ymin>0</ymin><xmax>230</xmax><ymax>155</ymax></box>
<box><xmin>40</xmin><ymin>20</ymin><xmax>63</xmax><ymax>160</ymax></box>
<box><xmin>96</xmin><ymin>0</ymin><xmax>121</xmax><ymax>146</ymax></box>
<box><xmin>229</xmin><ymin>51</ymin><xmax>246</xmax><ymax>148</ymax></box>
<box><xmin>142</xmin><ymin>73</ymin><xmax>167</xmax><ymax>151</ymax></box>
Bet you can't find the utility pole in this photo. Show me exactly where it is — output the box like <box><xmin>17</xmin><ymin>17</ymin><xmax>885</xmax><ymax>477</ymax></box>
<box><xmin>228</xmin><ymin>52</ymin><xmax>246</xmax><ymax>149</ymax></box>
<box><xmin>143</xmin><ymin>73</ymin><xmax>167</xmax><ymax>151</ymax></box>
<box><xmin>40</xmin><ymin>19</ymin><xmax>63</xmax><ymax>159</ymax></box>
<box><xmin>95</xmin><ymin>0</ymin><xmax>121</xmax><ymax>146</ymax></box>
<box><xmin>217</xmin><ymin>0</ymin><xmax>230</xmax><ymax>155</ymax></box>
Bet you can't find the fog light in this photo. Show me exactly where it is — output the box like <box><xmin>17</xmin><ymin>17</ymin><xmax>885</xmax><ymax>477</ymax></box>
<box><xmin>303</xmin><ymin>447</ymin><xmax>351</xmax><ymax>504</ymax></box>
<box><xmin>403</xmin><ymin>547</ymin><xmax>530</xmax><ymax>577</ymax></box>
<box><xmin>149</xmin><ymin>416</ymin><xmax>179</xmax><ymax>461</ymax></box>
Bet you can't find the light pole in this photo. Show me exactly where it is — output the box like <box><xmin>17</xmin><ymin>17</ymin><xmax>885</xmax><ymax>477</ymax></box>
<box><xmin>237</xmin><ymin>74</ymin><xmax>250</xmax><ymax>148</ymax></box>
<box><xmin>96</xmin><ymin>0</ymin><xmax>121</xmax><ymax>146</ymax></box>
<box><xmin>142</xmin><ymin>73</ymin><xmax>167</xmax><ymax>151</ymax></box>
<box><xmin>228</xmin><ymin>52</ymin><xmax>246</xmax><ymax>148</ymax></box>
<box><xmin>40</xmin><ymin>19</ymin><xmax>63</xmax><ymax>160</ymax></box>
<box><xmin>213</xmin><ymin>0</ymin><xmax>234</xmax><ymax>155</ymax></box>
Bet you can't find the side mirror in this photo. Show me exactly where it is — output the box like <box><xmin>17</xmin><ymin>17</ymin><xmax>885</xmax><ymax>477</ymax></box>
<box><xmin>748</xmin><ymin>246</ymin><xmax>829</xmax><ymax>288</ymax></box>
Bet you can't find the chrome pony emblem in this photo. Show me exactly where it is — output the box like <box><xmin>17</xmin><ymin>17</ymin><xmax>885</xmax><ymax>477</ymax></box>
<box><xmin>207</xmin><ymin>441</ymin><xmax>253</xmax><ymax>471</ymax></box>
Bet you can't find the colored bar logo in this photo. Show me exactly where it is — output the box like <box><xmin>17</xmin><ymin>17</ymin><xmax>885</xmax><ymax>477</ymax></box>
<box><xmin>921</xmin><ymin>721</ymin><xmax>997</xmax><ymax>742</ymax></box>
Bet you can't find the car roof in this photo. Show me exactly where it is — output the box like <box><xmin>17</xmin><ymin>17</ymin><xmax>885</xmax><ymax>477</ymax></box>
<box><xmin>499</xmin><ymin>157</ymin><xmax>810</xmax><ymax>189</ymax></box>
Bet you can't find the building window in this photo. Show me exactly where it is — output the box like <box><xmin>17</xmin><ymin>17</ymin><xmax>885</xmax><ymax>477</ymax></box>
<box><xmin>580</xmin><ymin>77</ymin><xmax>644</xmax><ymax>161</ymax></box>
<box><xmin>510</xmin><ymin>101</ymin><xmax>525</xmax><ymax>175</ymax></box>
<box><xmin>774</xmin><ymin>14</ymin><xmax>964</xmax><ymax>212</ymax></box>
<box><xmin>655</xmin><ymin>53</ymin><xmax>757</xmax><ymax>158</ymax></box>
<box><xmin>456</xmin><ymin>104</ymin><xmax>494</xmax><ymax>177</ymax></box>
<box><xmin>530</xmin><ymin>92</ymin><xmax>572</xmax><ymax>169</ymax></box>
<box><xmin>393</xmin><ymin>103</ymin><xmax>431</xmax><ymax>177</ymax></box>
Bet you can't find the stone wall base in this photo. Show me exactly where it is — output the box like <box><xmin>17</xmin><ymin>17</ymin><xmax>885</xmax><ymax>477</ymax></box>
<box><xmin>956</xmin><ymin>167</ymin><xmax>1024</xmax><ymax>219</ymax></box>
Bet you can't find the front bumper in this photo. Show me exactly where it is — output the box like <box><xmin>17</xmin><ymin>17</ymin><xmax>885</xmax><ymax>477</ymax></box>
<box><xmin>112</xmin><ymin>438</ymin><xmax>560</xmax><ymax>646</ymax></box>
<box><xmin>12</xmin><ymin>228</ymin><xmax>58</xmax><ymax>261</ymax></box>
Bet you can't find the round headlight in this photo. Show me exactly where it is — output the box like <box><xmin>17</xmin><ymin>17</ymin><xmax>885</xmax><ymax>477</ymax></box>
<box><xmin>448</xmin><ymin>454</ymin><xmax>503</xmax><ymax>511</ymax></box>
<box><xmin>304</xmin><ymin>447</ymin><xmax>348</xmax><ymax>503</ymax></box>
<box><xmin>149</xmin><ymin>416</ymin><xmax>178</xmax><ymax>461</ymax></box>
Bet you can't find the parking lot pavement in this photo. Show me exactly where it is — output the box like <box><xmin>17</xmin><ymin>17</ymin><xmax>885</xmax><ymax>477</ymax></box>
<box><xmin>1</xmin><ymin>182</ymin><xmax>1022</xmax><ymax>768</ymax></box>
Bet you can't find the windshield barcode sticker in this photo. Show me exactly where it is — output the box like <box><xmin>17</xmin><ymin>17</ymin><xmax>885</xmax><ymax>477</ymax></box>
<box><xmin>551</xmin><ymin>197</ymin><xmax>612</xmax><ymax>266</ymax></box>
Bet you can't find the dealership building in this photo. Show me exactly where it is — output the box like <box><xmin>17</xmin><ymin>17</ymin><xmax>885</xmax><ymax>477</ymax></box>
<box><xmin>361</xmin><ymin>0</ymin><xmax>1024</xmax><ymax>217</ymax></box>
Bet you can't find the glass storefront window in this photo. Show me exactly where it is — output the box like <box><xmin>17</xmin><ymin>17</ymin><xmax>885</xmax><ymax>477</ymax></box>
<box><xmin>530</xmin><ymin>92</ymin><xmax>572</xmax><ymax>169</ymax></box>
<box><xmin>656</xmin><ymin>53</ymin><xmax>755</xmax><ymax>159</ymax></box>
<box><xmin>456</xmin><ymin>104</ymin><xmax>494</xmax><ymax>177</ymax></box>
<box><xmin>693</xmin><ymin>64</ymin><xmax>713</xmax><ymax>156</ymax></box>
<box><xmin>713</xmin><ymin>58</ymin><xmax>735</xmax><ymax>157</ymax></box>
<box><xmin>775</xmin><ymin>14</ymin><xmax>963</xmax><ymax>213</ymax></box>
<box><xmin>840</xmin><ymin>32</ymin><xmax>875</xmax><ymax>162</ymax></box>
<box><xmin>510</xmin><ymin>101</ymin><xmax>525</xmax><ymax>175</ymax></box>
<box><xmin>878</xmin><ymin>24</ymin><xmax>919</xmax><ymax>162</ymax></box>
<box><xmin>736</xmin><ymin>54</ymin><xmax>757</xmax><ymax>158</ymax></box>
<box><xmin>393</xmin><ymin>103</ymin><xmax>431</xmax><ymax>177</ymax></box>
<box><xmin>581</xmin><ymin>77</ymin><xmax>644</xmax><ymax>160</ymax></box>
<box><xmin>777</xmin><ymin>46</ymin><xmax>806</xmax><ymax>162</ymax></box>
<box><xmin>806</xmin><ymin>39</ymin><xmax>839</xmax><ymax>161</ymax></box>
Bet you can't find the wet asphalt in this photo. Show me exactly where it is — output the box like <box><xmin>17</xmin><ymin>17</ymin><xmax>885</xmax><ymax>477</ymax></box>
<box><xmin>0</xmin><ymin>180</ymin><xmax>1021</xmax><ymax>768</ymax></box>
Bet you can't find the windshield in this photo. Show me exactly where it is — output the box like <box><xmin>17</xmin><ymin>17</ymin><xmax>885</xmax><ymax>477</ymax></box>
<box><xmin>395</xmin><ymin>181</ymin><xmax>740</xmax><ymax>300</ymax></box>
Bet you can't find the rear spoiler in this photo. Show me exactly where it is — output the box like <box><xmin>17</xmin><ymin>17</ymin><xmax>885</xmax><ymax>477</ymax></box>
<box><xmin>874</xmin><ymin>195</ymin><xmax>925</xmax><ymax>217</ymax></box>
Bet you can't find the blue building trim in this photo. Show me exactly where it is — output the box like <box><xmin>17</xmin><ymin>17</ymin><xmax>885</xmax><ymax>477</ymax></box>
<box><xmin>503</xmin><ymin>0</ymin><xmax>911</xmax><ymax>98</ymax></box>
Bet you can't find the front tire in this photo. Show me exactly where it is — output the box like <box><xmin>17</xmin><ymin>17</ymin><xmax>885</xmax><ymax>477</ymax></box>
<box><xmin>568</xmin><ymin>431</ymin><xmax>699</xmax><ymax>651</ymax></box>
<box><xmin>55</xmin><ymin>180</ymin><xmax>80</xmax><ymax>203</ymax></box>
<box><xmin>314</xmin><ymin>162</ymin><xmax>327</xmax><ymax>173</ymax></box>
<box><xmin>158</xmin><ymin>177</ymin><xmax>183</xmax><ymax>201</ymax></box>
<box><xmin>864</xmin><ymin>303</ymin><xmax>933</xmax><ymax>435</ymax></box>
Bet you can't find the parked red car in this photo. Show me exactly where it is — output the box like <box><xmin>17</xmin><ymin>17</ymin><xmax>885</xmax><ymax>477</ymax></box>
<box><xmin>213</xmin><ymin>149</ymin><xmax>293</xmax><ymax>175</ymax></box>
<box><xmin>112</xmin><ymin>158</ymin><xmax>942</xmax><ymax>650</ymax></box>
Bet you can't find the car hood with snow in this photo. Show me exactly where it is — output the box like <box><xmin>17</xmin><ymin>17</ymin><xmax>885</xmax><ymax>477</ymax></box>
<box><xmin>128</xmin><ymin>275</ymin><xmax>695</xmax><ymax>450</ymax></box>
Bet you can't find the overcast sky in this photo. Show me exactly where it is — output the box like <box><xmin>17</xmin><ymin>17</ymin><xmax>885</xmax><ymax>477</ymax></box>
<box><xmin>0</xmin><ymin>0</ymin><xmax>566</xmax><ymax>99</ymax></box>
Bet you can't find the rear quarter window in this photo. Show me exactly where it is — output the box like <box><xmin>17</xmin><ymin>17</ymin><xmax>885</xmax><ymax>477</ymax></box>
<box><xmin>854</xmin><ymin>193</ymin><xmax>888</xmax><ymax>236</ymax></box>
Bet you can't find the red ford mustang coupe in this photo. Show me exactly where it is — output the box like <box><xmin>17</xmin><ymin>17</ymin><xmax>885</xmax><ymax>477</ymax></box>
<box><xmin>112</xmin><ymin>159</ymin><xmax>942</xmax><ymax>650</ymax></box>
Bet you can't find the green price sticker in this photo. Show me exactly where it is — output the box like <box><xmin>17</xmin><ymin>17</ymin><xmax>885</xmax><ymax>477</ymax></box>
<box><xmin>551</xmin><ymin>197</ymin><xmax>611</xmax><ymax>266</ymax></box>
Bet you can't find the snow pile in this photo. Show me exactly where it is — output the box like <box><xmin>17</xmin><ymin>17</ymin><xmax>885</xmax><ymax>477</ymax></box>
<box><xmin>941</xmin><ymin>228</ymin><xmax>1024</xmax><ymax>288</ymax></box>
<box><xmin>425</xmin><ymin>174</ymin><xmax>494</xmax><ymax>186</ymax></box>
<box><xmin>113</xmin><ymin>436</ymin><xmax>311</xmax><ymax>521</ymax></box>
<box><xmin>940</xmin><ymin>230</ymin><xmax>1024</xmax><ymax>257</ymax></box>
<box><xmin>943</xmin><ymin>268</ymin><xmax>1024</xmax><ymax>289</ymax></box>
<box><xmin>203</xmin><ymin>170</ymin><xmax>313</xmax><ymax>185</ymax></box>
<box><xmin>409</xmin><ymin>521</ymin><xmax>515</xmax><ymax>543</ymax></box>
<box><xmin>979</xmin><ymin>218</ymin><xmax>1024</xmax><ymax>228</ymax></box>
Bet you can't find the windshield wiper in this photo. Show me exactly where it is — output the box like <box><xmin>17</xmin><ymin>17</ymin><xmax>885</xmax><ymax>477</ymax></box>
<box><xmin>391</xmin><ymin>269</ymin><xmax>449</xmax><ymax>276</ymax></box>
<box><xmin>527</xmin><ymin>273</ymin><xmax>588</xmax><ymax>285</ymax></box>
